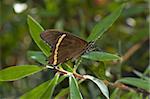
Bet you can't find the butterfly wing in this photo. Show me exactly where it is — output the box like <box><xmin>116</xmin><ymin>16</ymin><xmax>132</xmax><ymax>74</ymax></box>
<box><xmin>40</xmin><ymin>29</ymin><xmax>63</xmax><ymax>48</ymax></box>
<box><xmin>41</xmin><ymin>29</ymin><xmax>88</xmax><ymax>65</ymax></box>
<box><xmin>54</xmin><ymin>33</ymin><xmax>88</xmax><ymax>65</ymax></box>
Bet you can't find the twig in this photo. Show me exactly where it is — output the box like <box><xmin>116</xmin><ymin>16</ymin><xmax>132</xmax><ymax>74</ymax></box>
<box><xmin>103</xmin><ymin>80</ymin><xmax>150</xmax><ymax>95</ymax></box>
<box><xmin>46</xmin><ymin>64</ymin><xmax>150</xmax><ymax>95</ymax></box>
<box><xmin>103</xmin><ymin>80</ymin><xmax>135</xmax><ymax>92</ymax></box>
<box><xmin>46</xmin><ymin>65</ymin><xmax>85</xmax><ymax>79</ymax></box>
<box><xmin>122</xmin><ymin>39</ymin><xmax>147</xmax><ymax>62</ymax></box>
<box><xmin>111</xmin><ymin>38</ymin><xmax>148</xmax><ymax>64</ymax></box>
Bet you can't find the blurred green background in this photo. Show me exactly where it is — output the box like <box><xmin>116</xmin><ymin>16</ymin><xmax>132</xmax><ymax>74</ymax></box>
<box><xmin>0</xmin><ymin>0</ymin><xmax>149</xmax><ymax>98</ymax></box>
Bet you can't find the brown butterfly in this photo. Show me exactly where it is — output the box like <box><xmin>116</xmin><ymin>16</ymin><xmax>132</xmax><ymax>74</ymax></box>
<box><xmin>40</xmin><ymin>29</ymin><xmax>94</xmax><ymax>66</ymax></box>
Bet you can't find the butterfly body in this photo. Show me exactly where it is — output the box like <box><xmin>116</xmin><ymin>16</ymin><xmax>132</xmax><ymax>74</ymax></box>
<box><xmin>40</xmin><ymin>29</ymin><xmax>91</xmax><ymax>66</ymax></box>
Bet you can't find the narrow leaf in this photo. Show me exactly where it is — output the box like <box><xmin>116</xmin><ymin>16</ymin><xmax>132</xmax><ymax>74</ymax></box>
<box><xmin>20</xmin><ymin>80</ymin><xmax>51</xmax><ymax>99</ymax></box>
<box><xmin>0</xmin><ymin>65</ymin><xmax>45</xmax><ymax>81</ymax></box>
<box><xmin>21</xmin><ymin>74</ymin><xmax>64</xmax><ymax>99</ymax></box>
<box><xmin>87</xmin><ymin>4</ymin><xmax>124</xmax><ymax>42</ymax></box>
<box><xmin>41</xmin><ymin>73</ymin><xmax>60</xmax><ymax>99</ymax></box>
<box><xmin>82</xmin><ymin>51</ymin><xmax>121</xmax><ymax>61</ymax></box>
<box><xmin>57</xmin><ymin>75</ymin><xmax>67</xmax><ymax>84</ymax></box>
<box><xmin>117</xmin><ymin>77</ymin><xmax>150</xmax><ymax>91</ymax></box>
<box><xmin>144</xmin><ymin>65</ymin><xmax>150</xmax><ymax>75</ymax></box>
<box><xmin>55</xmin><ymin>88</ymin><xmax>69</xmax><ymax>99</ymax></box>
<box><xmin>27</xmin><ymin>51</ymin><xmax>48</xmax><ymax>65</ymax></box>
<box><xmin>133</xmin><ymin>70</ymin><xmax>149</xmax><ymax>81</ymax></box>
<box><xmin>69</xmin><ymin>75</ymin><xmax>83</xmax><ymax>99</ymax></box>
<box><xmin>84</xmin><ymin>75</ymin><xmax>109</xmax><ymax>99</ymax></box>
<box><xmin>122</xmin><ymin>4</ymin><xmax>146</xmax><ymax>17</ymax></box>
<box><xmin>62</xmin><ymin>63</ymin><xmax>73</xmax><ymax>72</ymax></box>
<box><xmin>110</xmin><ymin>88</ymin><xmax>120</xmax><ymax>99</ymax></box>
<box><xmin>27</xmin><ymin>15</ymin><xmax>50</xmax><ymax>57</ymax></box>
<box><xmin>90</xmin><ymin>62</ymin><xmax>106</xmax><ymax>80</ymax></box>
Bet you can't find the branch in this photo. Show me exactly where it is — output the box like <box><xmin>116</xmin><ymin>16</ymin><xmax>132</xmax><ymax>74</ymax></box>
<box><xmin>46</xmin><ymin>61</ymin><xmax>150</xmax><ymax>95</ymax></box>
<box><xmin>103</xmin><ymin>80</ymin><xmax>150</xmax><ymax>95</ymax></box>
<box><xmin>46</xmin><ymin>65</ymin><xmax>84</xmax><ymax>79</ymax></box>
<box><xmin>122</xmin><ymin>38</ymin><xmax>148</xmax><ymax>62</ymax></box>
<box><xmin>111</xmin><ymin>38</ymin><xmax>148</xmax><ymax>64</ymax></box>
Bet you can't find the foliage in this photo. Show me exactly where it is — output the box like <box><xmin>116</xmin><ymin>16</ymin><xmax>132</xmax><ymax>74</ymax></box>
<box><xmin>0</xmin><ymin>0</ymin><xmax>149</xmax><ymax>99</ymax></box>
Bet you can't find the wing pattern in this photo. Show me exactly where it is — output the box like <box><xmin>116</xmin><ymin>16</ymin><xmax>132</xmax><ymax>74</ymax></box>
<box><xmin>40</xmin><ymin>29</ymin><xmax>88</xmax><ymax>65</ymax></box>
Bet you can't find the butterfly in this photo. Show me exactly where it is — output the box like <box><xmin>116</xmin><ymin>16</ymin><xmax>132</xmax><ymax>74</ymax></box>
<box><xmin>40</xmin><ymin>29</ymin><xmax>94</xmax><ymax>66</ymax></box>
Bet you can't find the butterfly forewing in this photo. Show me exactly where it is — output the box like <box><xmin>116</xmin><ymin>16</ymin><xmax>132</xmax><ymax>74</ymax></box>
<box><xmin>40</xmin><ymin>30</ymin><xmax>63</xmax><ymax>48</ymax></box>
<box><xmin>40</xmin><ymin>29</ymin><xmax>89</xmax><ymax>65</ymax></box>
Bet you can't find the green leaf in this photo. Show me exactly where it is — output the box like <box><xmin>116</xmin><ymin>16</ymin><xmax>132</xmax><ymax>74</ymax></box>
<box><xmin>120</xmin><ymin>92</ymin><xmax>139</xmax><ymax>99</ymax></box>
<box><xmin>62</xmin><ymin>63</ymin><xmax>73</xmax><ymax>72</ymax></box>
<box><xmin>55</xmin><ymin>75</ymin><xmax>81</xmax><ymax>99</ymax></box>
<box><xmin>20</xmin><ymin>80</ymin><xmax>51</xmax><ymax>99</ymax></box>
<box><xmin>129</xmin><ymin>28</ymin><xmax>148</xmax><ymax>43</ymax></box>
<box><xmin>69</xmin><ymin>75</ymin><xmax>83</xmax><ymax>99</ymax></box>
<box><xmin>110</xmin><ymin>88</ymin><xmax>120</xmax><ymax>99</ymax></box>
<box><xmin>0</xmin><ymin>65</ymin><xmax>45</xmax><ymax>81</ymax></box>
<box><xmin>133</xmin><ymin>70</ymin><xmax>149</xmax><ymax>81</ymax></box>
<box><xmin>21</xmin><ymin>74</ymin><xmax>64</xmax><ymax>99</ymax></box>
<box><xmin>57</xmin><ymin>75</ymin><xmax>68</xmax><ymax>84</ymax></box>
<box><xmin>90</xmin><ymin>62</ymin><xmax>106</xmax><ymax>80</ymax></box>
<box><xmin>122</xmin><ymin>4</ymin><xmax>147</xmax><ymax>17</ymax></box>
<box><xmin>117</xmin><ymin>77</ymin><xmax>150</xmax><ymax>91</ymax></box>
<box><xmin>87</xmin><ymin>4</ymin><xmax>124</xmax><ymax>42</ymax></box>
<box><xmin>84</xmin><ymin>75</ymin><xmax>109</xmax><ymax>99</ymax></box>
<box><xmin>27</xmin><ymin>51</ymin><xmax>48</xmax><ymax>65</ymax></box>
<box><xmin>41</xmin><ymin>73</ymin><xmax>60</xmax><ymax>99</ymax></box>
<box><xmin>130</xmin><ymin>92</ymin><xmax>143</xmax><ymax>99</ymax></box>
<box><xmin>144</xmin><ymin>65</ymin><xmax>150</xmax><ymax>75</ymax></box>
<box><xmin>55</xmin><ymin>87</ymin><xmax>69</xmax><ymax>99</ymax></box>
<box><xmin>82</xmin><ymin>51</ymin><xmax>121</xmax><ymax>61</ymax></box>
<box><xmin>27</xmin><ymin>15</ymin><xmax>50</xmax><ymax>57</ymax></box>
